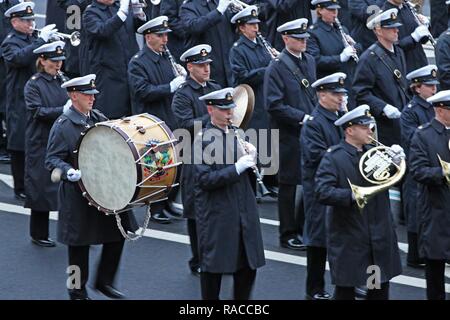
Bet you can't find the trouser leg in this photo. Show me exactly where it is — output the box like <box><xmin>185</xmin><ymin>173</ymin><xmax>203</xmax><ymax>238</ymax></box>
<box><xmin>200</xmin><ymin>272</ymin><xmax>222</xmax><ymax>300</ymax></box>
<box><xmin>233</xmin><ymin>266</ymin><xmax>257</xmax><ymax>300</ymax></box>
<box><xmin>306</xmin><ymin>246</ymin><xmax>327</xmax><ymax>296</ymax></box>
<box><xmin>30</xmin><ymin>210</ymin><xmax>50</xmax><ymax>239</ymax></box>
<box><xmin>425</xmin><ymin>259</ymin><xmax>446</xmax><ymax>300</ymax></box>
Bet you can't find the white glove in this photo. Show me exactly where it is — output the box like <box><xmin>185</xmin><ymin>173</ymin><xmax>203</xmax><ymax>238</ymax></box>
<box><xmin>63</xmin><ymin>99</ymin><xmax>71</xmax><ymax>113</ymax></box>
<box><xmin>340</xmin><ymin>46</ymin><xmax>355</xmax><ymax>63</ymax></box>
<box><xmin>383</xmin><ymin>104</ymin><xmax>401</xmax><ymax>119</ymax></box>
<box><xmin>417</xmin><ymin>14</ymin><xmax>430</xmax><ymax>27</ymax></box>
<box><xmin>340</xmin><ymin>94</ymin><xmax>348</xmax><ymax>112</ymax></box>
<box><xmin>217</xmin><ymin>0</ymin><xmax>231</xmax><ymax>14</ymax></box>
<box><xmin>67</xmin><ymin>168</ymin><xmax>82</xmax><ymax>182</ymax></box>
<box><xmin>390</xmin><ymin>144</ymin><xmax>405</xmax><ymax>165</ymax></box>
<box><xmin>300</xmin><ymin>114</ymin><xmax>312</xmax><ymax>124</ymax></box>
<box><xmin>176</xmin><ymin>63</ymin><xmax>187</xmax><ymax>78</ymax></box>
<box><xmin>119</xmin><ymin>0</ymin><xmax>130</xmax><ymax>14</ymax></box>
<box><xmin>244</xmin><ymin>142</ymin><xmax>257</xmax><ymax>160</ymax></box>
<box><xmin>411</xmin><ymin>25</ymin><xmax>431</xmax><ymax>42</ymax></box>
<box><xmin>235</xmin><ymin>154</ymin><xmax>256</xmax><ymax>175</ymax></box>
<box><xmin>170</xmin><ymin>76</ymin><xmax>185</xmax><ymax>93</ymax></box>
<box><xmin>131</xmin><ymin>0</ymin><xmax>145</xmax><ymax>16</ymax></box>
<box><xmin>39</xmin><ymin>24</ymin><xmax>58</xmax><ymax>42</ymax></box>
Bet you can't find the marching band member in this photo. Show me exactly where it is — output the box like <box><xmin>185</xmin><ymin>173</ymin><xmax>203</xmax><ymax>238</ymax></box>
<box><xmin>353</xmin><ymin>8</ymin><xmax>410</xmax><ymax>146</ymax></box>
<box><xmin>45</xmin><ymin>74</ymin><xmax>137</xmax><ymax>300</ymax></box>
<box><xmin>229</xmin><ymin>5</ymin><xmax>275</xmax><ymax>195</ymax></box>
<box><xmin>436</xmin><ymin>1</ymin><xmax>450</xmax><ymax>90</ymax></box>
<box><xmin>382</xmin><ymin>0</ymin><xmax>429</xmax><ymax>73</ymax></box>
<box><xmin>401</xmin><ymin>65</ymin><xmax>438</xmax><ymax>268</ymax></box>
<box><xmin>308</xmin><ymin>0</ymin><xmax>360</xmax><ymax>109</ymax></box>
<box><xmin>348</xmin><ymin>0</ymin><xmax>384</xmax><ymax>52</ymax></box>
<box><xmin>1</xmin><ymin>1</ymin><xmax>58</xmax><ymax>201</ymax></box>
<box><xmin>315</xmin><ymin>105</ymin><xmax>404</xmax><ymax>300</ymax></box>
<box><xmin>180</xmin><ymin>0</ymin><xmax>237</xmax><ymax>87</ymax></box>
<box><xmin>23</xmin><ymin>41</ymin><xmax>70</xmax><ymax>248</ymax></box>
<box><xmin>171</xmin><ymin>44</ymin><xmax>221</xmax><ymax>275</ymax></box>
<box><xmin>409</xmin><ymin>90</ymin><xmax>450</xmax><ymax>300</ymax></box>
<box><xmin>262</xmin><ymin>0</ymin><xmax>313</xmax><ymax>52</ymax></box>
<box><xmin>0</xmin><ymin>0</ymin><xmax>20</xmax><ymax>164</ymax></box>
<box><xmin>194</xmin><ymin>87</ymin><xmax>265</xmax><ymax>300</ymax></box>
<box><xmin>81</xmin><ymin>0</ymin><xmax>146</xmax><ymax>119</ymax></box>
<box><xmin>301</xmin><ymin>72</ymin><xmax>347</xmax><ymax>300</ymax></box>
<box><xmin>264</xmin><ymin>18</ymin><xmax>316</xmax><ymax>250</ymax></box>
<box><xmin>128</xmin><ymin>15</ymin><xmax>186</xmax><ymax>223</ymax></box>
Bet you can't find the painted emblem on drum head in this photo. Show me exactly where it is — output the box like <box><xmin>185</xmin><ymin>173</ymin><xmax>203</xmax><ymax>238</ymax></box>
<box><xmin>142</xmin><ymin>139</ymin><xmax>173</xmax><ymax>180</ymax></box>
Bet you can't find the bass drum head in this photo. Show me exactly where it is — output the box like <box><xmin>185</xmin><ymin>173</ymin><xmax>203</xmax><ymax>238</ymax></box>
<box><xmin>77</xmin><ymin>126</ymin><xmax>137</xmax><ymax>211</ymax></box>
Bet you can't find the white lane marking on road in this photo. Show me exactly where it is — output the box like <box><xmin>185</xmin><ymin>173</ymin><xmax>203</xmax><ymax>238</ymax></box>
<box><xmin>0</xmin><ymin>173</ymin><xmax>411</xmax><ymax>254</ymax></box>
<box><xmin>1</xmin><ymin>202</ymin><xmax>449</xmax><ymax>293</ymax></box>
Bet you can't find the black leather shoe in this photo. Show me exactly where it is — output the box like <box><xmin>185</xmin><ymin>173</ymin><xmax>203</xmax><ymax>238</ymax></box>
<box><xmin>15</xmin><ymin>192</ymin><xmax>26</xmax><ymax>201</ymax></box>
<box><xmin>190</xmin><ymin>266</ymin><xmax>201</xmax><ymax>276</ymax></box>
<box><xmin>31</xmin><ymin>238</ymin><xmax>56</xmax><ymax>247</ymax></box>
<box><xmin>150</xmin><ymin>211</ymin><xmax>171</xmax><ymax>224</ymax></box>
<box><xmin>354</xmin><ymin>286</ymin><xmax>367</xmax><ymax>299</ymax></box>
<box><xmin>0</xmin><ymin>154</ymin><xmax>10</xmax><ymax>163</ymax></box>
<box><xmin>164</xmin><ymin>206</ymin><xmax>183</xmax><ymax>219</ymax></box>
<box><xmin>407</xmin><ymin>259</ymin><xmax>426</xmax><ymax>268</ymax></box>
<box><xmin>280</xmin><ymin>238</ymin><xmax>306</xmax><ymax>250</ymax></box>
<box><xmin>95</xmin><ymin>284</ymin><xmax>125</xmax><ymax>299</ymax></box>
<box><xmin>305</xmin><ymin>291</ymin><xmax>331</xmax><ymax>300</ymax></box>
<box><xmin>69</xmin><ymin>289</ymin><xmax>90</xmax><ymax>300</ymax></box>
<box><xmin>267</xmin><ymin>186</ymin><xmax>279</xmax><ymax>197</ymax></box>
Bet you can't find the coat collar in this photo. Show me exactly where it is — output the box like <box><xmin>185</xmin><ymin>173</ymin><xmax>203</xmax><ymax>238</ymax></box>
<box><xmin>185</xmin><ymin>76</ymin><xmax>204</xmax><ymax>90</ymax></box>
<box><xmin>11</xmin><ymin>29</ymin><xmax>29</xmax><ymax>41</ymax></box>
<box><xmin>239</xmin><ymin>35</ymin><xmax>258</xmax><ymax>49</ymax></box>
<box><xmin>144</xmin><ymin>45</ymin><xmax>163</xmax><ymax>63</ymax></box>
<box><xmin>431</xmin><ymin>118</ymin><xmax>446</xmax><ymax>133</ymax></box>
<box><xmin>66</xmin><ymin>106</ymin><xmax>90</xmax><ymax>126</ymax></box>
<box><xmin>342</xmin><ymin>140</ymin><xmax>371</xmax><ymax>156</ymax></box>
<box><xmin>40</xmin><ymin>72</ymin><xmax>57</xmax><ymax>82</ymax></box>
<box><xmin>317</xmin><ymin>18</ymin><xmax>333</xmax><ymax>31</ymax></box>
<box><xmin>317</xmin><ymin>104</ymin><xmax>339</xmax><ymax>122</ymax></box>
<box><xmin>412</xmin><ymin>95</ymin><xmax>432</xmax><ymax>109</ymax></box>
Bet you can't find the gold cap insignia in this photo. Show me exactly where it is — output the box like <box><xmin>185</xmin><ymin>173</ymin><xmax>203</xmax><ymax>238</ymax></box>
<box><xmin>431</xmin><ymin>69</ymin><xmax>437</xmax><ymax>78</ymax></box>
<box><xmin>56</xmin><ymin>46</ymin><xmax>63</xmax><ymax>54</ymax></box>
<box><xmin>339</xmin><ymin>77</ymin><xmax>345</xmax><ymax>85</ymax></box>
<box><xmin>391</xmin><ymin>12</ymin><xmax>397</xmax><ymax>20</ymax></box>
<box><xmin>302</xmin><ymin>23</ymin><xmax>307</xmax><ymax>30</ymax></box>
<box><xmin>226</xmin><ymin>93</ymin><xmax>233</xmax><ymax>101</ymax></box>
<box><xmin>251</xmin><ymin>9</ymin><xmax>257</xmax><ymax>17</ymax></box>
<box><xmin>200</xmin><ymin>48</ymin><xmax>207</xmax><ymax>56</ymax></box>
<box><xmin>26</xmin><ymin>6</ymin><xmax>33</xmax><ymax>14</ymax></box>
<box><xmin>90</xmin><ymin>79</ymin><xmax>96</xmax><ymax>88</ymax></box>
<box><xmin>163</xmin><ymin>20</ymin><xmax>169</xmax><ymax>28</ymax></box>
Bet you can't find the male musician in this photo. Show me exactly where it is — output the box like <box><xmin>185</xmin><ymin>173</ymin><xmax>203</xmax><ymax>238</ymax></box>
<box><xmin>409</xmin><ymin>90</ymin><xmax>450</xmax><ymax>300</ymax></box>
<box><xmin>171</xmin><ymin>44</ymin><xmax>221</xmax><ymax>275</ymax></box>
<box><xmin>45</xmin><ymin>74</ymin><xmax>137</xmax><ymax>300</ymax></box>
<box><xmin>129</xmin><ymin>15</ymin><xmax>186</xmax><ymax>223</ymax></box>
<box><xmin>1</xmin><ymin>2</ymin><xmax>58</xmax><ymax>201</ymax></box>
<box><xmin>353</xmin><ymin>8</ymin><xmax>410</xmax><ymax>146</ymax></box>
<box><xmin>160</xmin><ymin>0</ymin><xmax>187</xmax><ymax>60</ymax></box>
<box><xmin>81</xmin><ymin>0</ymin><xmax>146</xmax><ymax>119</ymax></box>
<box><xmin>264</xmin><ymin>18</ymin><xmax>316</xmax><ymax>250</ymax></box>
<box><xmin>315</xmin><ymin>104</ymin><xmax>403</xmax><ymax>300</ymax></box>
<box><xmin>262</xmin><ymin>0</ymin><xmax>313</xmax><ymax>51</ymax></box>
<box><xmin>308</xmin><ymin>0</ymin><xmax>361</xmax><ymax>109</ymax></box>
<box><xmin>436</xmin><ymin>1</ymin><xmax>450</xmax><ymax>90</ymax></box>
<box><xmin>382</xmin><ymin>0</ymin><xmax>430</xmax><ymax>72</ymax></box>
<box><xmin>194</xmin><ymin>87</ymin><xmax>265</xmax><ymax>300</ymax></box>
<box><xmin>401</xmin><ymin>65</ymin><xmax>438</xmax><ymax>268</ymax></box>
<box><xmin>180</xmin><ymin>0</ymin><xmax>236</xmax><ymax>87</ymax></box>
<box><xmin>56</xmin><ymin>0</ymin><xmax>93</xmax><ymax>78</ymax></box>
<box><xmin>301</xmin><ymin>72</ymin><xmax>346</xmax><ymax>300</ymax></box>
<box><xmin>348</xmin><ymin>0</ymin><xmax>384</xmax><ymax>52</ymax></box>
<box><xmin>0</xmin><ymin>0</ymin><xmax>20</xmax><ymax>164</ymax></box>
<box><xmin>229</xmin><ymin>5</ymin><xmax>275</xmax><ymax>195</ymax></box>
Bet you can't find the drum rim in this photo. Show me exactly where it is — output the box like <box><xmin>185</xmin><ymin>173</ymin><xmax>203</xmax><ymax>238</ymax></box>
<box><xmin>74</xmin><ymin>123</ymin><xmax>142</xmax><ymax>213</ymax></box>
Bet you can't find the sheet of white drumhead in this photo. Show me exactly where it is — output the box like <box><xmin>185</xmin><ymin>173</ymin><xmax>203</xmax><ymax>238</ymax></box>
<box><xmin>77</xmin><ymin>126</ymin><xmax>137</xmax><ymax>211</ymax></box>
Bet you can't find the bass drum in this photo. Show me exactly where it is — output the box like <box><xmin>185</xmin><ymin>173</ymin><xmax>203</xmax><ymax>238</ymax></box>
<box><xmin>75</xmin><ymin>113</ymin><xmax>180</xmax><ymax>213</ymax></box>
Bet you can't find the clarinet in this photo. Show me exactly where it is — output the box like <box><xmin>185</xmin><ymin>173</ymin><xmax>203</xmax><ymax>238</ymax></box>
<box><xmin>405</xmin><ymin>1</ymin><xmax>437</xmax><ymax>48</ymax></box>
<box><xmin>230</xmin><ymin>121</ymin><xmax>270</xmax><ymax>196</ymax></box>
<box><xmin>56</xmin><ymin>70</ymin><xmax>70</xmax><ymax>83</ymax></box>
<box><xmin>335</xmin><ymin>18</ymin><xmax>359</xmax><ymax>63</ymax></box>
<box><xmin>164</xmin><ymin>45</ymin><xmax>182</xmax><ymax>77</ymax></box>
<box><xmin>256</xmin><ymin>32</ymin><xmax>277</xmax><ymax>59</ymax></box>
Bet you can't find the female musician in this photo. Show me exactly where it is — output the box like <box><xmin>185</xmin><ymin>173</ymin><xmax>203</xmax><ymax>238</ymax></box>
<box><xmin>23</xmin><ymin>41</ymin><xmax>70</xmax><ymax>247</ymax></box>
<box><xmin>228</xmin><ymin>5</ymin><xmax>275</xmax><ymax>196</ymax></box>
<box><xmin>307</xmin><ymin>0</ymin><xmax>361</xmax><ymax>109</ymax></box>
